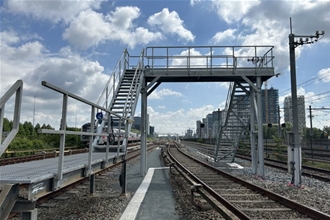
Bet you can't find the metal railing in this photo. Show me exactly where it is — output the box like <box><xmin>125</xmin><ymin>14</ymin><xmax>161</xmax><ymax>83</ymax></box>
<box><xmin>0</xmin><ymin>80</ymin><xmax>23</xmax><ymax>157</ymax></box>
<box><xmin>40</xmin><ymin>81</ymin><xmax>130</xmax><ymax>189</ymax></box>
<box><xmin>145</xmin><ymin>45</ymin><xmax>274</xmax><ymax>70</ymax></box>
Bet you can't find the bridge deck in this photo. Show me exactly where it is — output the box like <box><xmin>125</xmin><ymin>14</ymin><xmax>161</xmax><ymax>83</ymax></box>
<box><xmin>0</xmin><ymin>152</ymin><xmax>124</xmax><ymax>199</ymax></box>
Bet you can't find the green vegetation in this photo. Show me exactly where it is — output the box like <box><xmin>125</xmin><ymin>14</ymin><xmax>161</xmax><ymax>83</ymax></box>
<box><xmin>303</xmin><ymin>161</ymin><xmax>330</xmax><ymax>170</ymax></box>
<box><xmin>1</xmin><ymin>118</ymin><xmax>83</xmax><ymax>158</ymax></box>
<box><xmin>197</xmin><ymin>138</ymin><xmax>204</xmax><ymax>143</ymax></box>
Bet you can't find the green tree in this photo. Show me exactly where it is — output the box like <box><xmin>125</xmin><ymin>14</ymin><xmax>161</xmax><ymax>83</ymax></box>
<box><xmin>23</xmin><ymin>121</ymin><xmax>33</xmax><ymax>136</ymax></box>
<box><xmin>18</xmin><ymin>124</ymin><xmax>27</xmax><ymax>136</ymax></box>
<box><xmin>66</xmin><ymin>126</ymin><xmax>80</xmax><ymax>146</ymax></box>
<box><xmin>2</xmin><ymin>118</ymin><xmax>12</xmax><ymax>131</ymax></box>
<box><xmin>35</xmin><ymin>123</ymin><xmax>41</xmax><ymax>135</ymax></box>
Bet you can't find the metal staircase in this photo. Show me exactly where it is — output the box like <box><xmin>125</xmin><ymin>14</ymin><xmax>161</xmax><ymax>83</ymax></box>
<box><xmin>93</xmin><ymin>49</ymin><xmax>145</xmax><ymax>149</ymax></box>
<box><xmin>215</xmin><ymin>82</ymin><xmax>251</xmax><ymax>162</ymax></box>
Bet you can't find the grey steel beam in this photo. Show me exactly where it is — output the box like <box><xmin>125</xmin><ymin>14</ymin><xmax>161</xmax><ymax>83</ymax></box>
<box><xmin>0</xmin><ymin>184</ymin><xmax>19</xmax><ymax>220</ymax></box>
<box><xmin>0</xmin><ymin>80</ymin><xmax>23</xmax><ymax>157</ymax></box>
<box><xmin>250</xmin><ymin>86</ymin><xmax>257</xmax><ymax>174</ymax></box>
<box><xmin>140</xmin><ymin>78</ymin><xmax>147</xmax><ymax>176</ymax></box>
<box><xmin>256</xmin><ymin>77</ymin><xmax>264</xmax><ymax>177</ymax></box>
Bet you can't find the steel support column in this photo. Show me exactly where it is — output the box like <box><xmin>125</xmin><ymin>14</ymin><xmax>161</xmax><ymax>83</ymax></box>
<box><xmin>256</xmin><ymin>77</ymin><xmax>264</xmax><ymax>177</ymax></box>
<box><xmin>90</xmin><ymin>174</ymin><xmax>95</xmax><ymax>195</ymax></box>
<box><xmin>250</xmin><ymin>86</ymin><xmax>257</xmax><ymax>174</ymax></box>
<box><xmin>21</xmin><ymin>210</ymin><xmax>38</xmax><ymax>220</ymax></box>
<box><xmin>289</xmin><ymin>33</ymin><xmax>302</xmax><ymax>186</ymax></box>
<box><xmin>140</xmin><ymin>79</ymin><xmax>147</xmax><ymax>176</ymax></box>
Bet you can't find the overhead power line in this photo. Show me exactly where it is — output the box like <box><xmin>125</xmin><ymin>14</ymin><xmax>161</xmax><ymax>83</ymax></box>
<box><xmin>280</xmin><ymin>74</ymin><xmax>330</xmax><ymax>95</ymax></box>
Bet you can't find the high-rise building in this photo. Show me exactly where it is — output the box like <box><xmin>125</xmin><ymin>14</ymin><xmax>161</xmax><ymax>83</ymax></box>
<box><xmin>133</xmin><ymin>116</ymin><xmax>141</xmax><ymax>130</ymax></box>
<box><xmin>149</xmin><ymin>126</ymin><xmax>154</xmax><ymax>136</ymax></box>
<box><xmin>196</xmin><ymin>120</ymin><xmax>202</xmax><ymax>138</ymax></box>
<box><xmin>284</xmin><ymin>95</ymin><xmax>306</xmax><ymax>132</ymax></box>
<box><xmin>202</xmin><ymin>118</ymin><xmax>207</xmax><ymax>138</ymax></box>
<box><xmin>212</xmin><ymin>109</ymin><xmax>221</xmax><ymax>138</ymax></box>
<box><xmin>262</xmin><ymin>87</ymin><xmax>279</xmax><ymax>124</ymax></box>
<box><xmin>206</xmin><ymin>113</ymin><xmax>213</xmax><ymax>138</ymax></box>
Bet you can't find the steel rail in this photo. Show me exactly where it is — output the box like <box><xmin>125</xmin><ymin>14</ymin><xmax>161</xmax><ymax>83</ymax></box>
<box><xmin>169</xmin><ymin>143</ymin><xmax>330</xmax><ymax>220</ymax></box>
<box><xmin>167</xmin><ymin>145</ymin><xmax>251</xmax><ymax>220</ymax></box>
<box><xmin>236</xmin><ymin>154</ymin><xmax>330</xmax><ymax>183</ymax></box>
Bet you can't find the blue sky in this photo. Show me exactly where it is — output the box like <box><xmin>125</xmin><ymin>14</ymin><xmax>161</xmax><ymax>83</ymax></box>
<box><xmin>1</xmin><ymin>0</ymin><xmax>330</xmax><ymax>134</ymax></box>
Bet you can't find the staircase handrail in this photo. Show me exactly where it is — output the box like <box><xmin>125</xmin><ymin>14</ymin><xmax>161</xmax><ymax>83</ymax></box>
<box><xmin>122</xmin><ymin>49</ymin><xmax>145</xmax><ymax>119</ymax></box>
<box><xmin>96</xmin><ymin>48</ymin><xmax>129</xmax><ymax>109</ymax></box>
<box><xmin>221</xmin><ymin>82</ymin><xmax>235</xmax><ymax>127</ymax></box>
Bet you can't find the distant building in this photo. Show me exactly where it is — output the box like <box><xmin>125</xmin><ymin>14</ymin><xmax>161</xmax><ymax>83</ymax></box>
<box><xmin>284</xmin><ymin>95</ymin><xmax>306</xmax><ymax>132</ymax></box>
<box><xmin>196</xmin><ymin>120</ymin><xmax>202</xmax><ymax>138</ymax></box>
<box><xmin>202</xmin><ymin>118</ymin><xmax>207</xmax><ymax>138</ymax></box>
<box><xmin>133</xmin><ymin>116</ymin><xmax>141</xmax><ymax>130</ymax></box>
<box><xmin>206</xmin><ymin>114</ymin><xmax>213</xmax><ymax>138</ymax></box>
<box><xmin>262</xmin><ymin>87</ymin><xmax>279</xmax><ymax>124</ymax></box>
<box><xmin>212</xmin><ymin>109</ymin><xmax>222</xmax><ymax>138</ymax></box>
<box><xmin>186</xmin><ymin>128</ymin><xmax>193</xmax><ymax>138</ymax></box>
<box><xmin>149</xmin><ymin>126</ymin><xmax>154</xmax><ymax>136</ymax></box>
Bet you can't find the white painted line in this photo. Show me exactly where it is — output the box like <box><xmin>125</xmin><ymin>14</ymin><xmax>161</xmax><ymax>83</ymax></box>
<box><xmin>119</xmin><ymin>167</ymin><xmax>168</xmax><ymax>220</ymax></box>
<box><xmin>227</xmin><ymin>163</ymin><xmax>244</xmax><ymax>169</ymax></box>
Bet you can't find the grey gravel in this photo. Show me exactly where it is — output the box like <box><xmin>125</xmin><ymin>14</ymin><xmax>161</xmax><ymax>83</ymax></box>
<box><xmin>183</xmin><ymin>146</ymin><xmax>330</xmax><ymax>217</ymax></box>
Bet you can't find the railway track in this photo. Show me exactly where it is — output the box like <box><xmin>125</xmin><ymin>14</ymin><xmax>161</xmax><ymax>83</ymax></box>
<box><xmin>0</xmin><ymin>149</ymin><xmax>89</xmax><ymax>166</ymax></box>
<box><xmin>0</xmin><ymin>143</ymin><xmax>141</xmax><ymax>166</ymax></box>
<box><xmin>183</xmin><ymin>141</ymin><xmax>330</xmax><ymax>183</ymax></box>
<box><xmin>236</xmin><ymin>154</ymin><xmax>330</xmax><ymax>183</ymax></box>
<box><xmin>167</xmin><ymin>143</ymin><xmax>330</xmax><ymax>220</ymax></box>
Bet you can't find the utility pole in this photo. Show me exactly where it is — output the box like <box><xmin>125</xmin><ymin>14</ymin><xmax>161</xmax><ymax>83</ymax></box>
<box><xmin>309</xmin><ymin>105</ymin><xmax>313</xmax><ymax>159</ymax></box>
<box><xmin>32</xmin><ymin>96</ymin><xmax>36</xmax><ymax>136</ymax></box>
<box><xmin>288</xmin><ymin>18</ymin><xmax>324</xmax><ymax>186</ymax></box>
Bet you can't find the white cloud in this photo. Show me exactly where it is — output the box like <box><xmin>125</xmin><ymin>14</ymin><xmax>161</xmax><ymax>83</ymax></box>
<box><xmin>148</xmin><ymin>105</ymin><xmax>215</xmax><ymax>134</ymax></box>
<box><xmin>198</xmin><ymin>1</ymin><xmax>330</xmax><ymax>74</ymax></box>
<box><xmin>318</xmin><ymin>68</ymin><xmax>330</xmax><ymax>82</ymax></box>
<box><xmin>5</xmin><ymin>0</ymin><xmax>103</xmax><ymax>23</ymax></box>
<box><xmin>149</xmin><ymin>88</ymin><xmax>184</xmax><ymax>100</ymax></box>
<box><xmin>63</xmin><ymin>10</ymin><xmax>111</xmax><ymax>50</ymax></box>
<box><xmin>1</xmin><ymin>30</ymin><xmax>20</xmax><ymax>44</ymax></box>
<box><xmin>148</xmin><ymin>8</ymin><xmax>195</xmax><ymax>42</ymax></box>
<box><xmin>0</xmin><ymin>30</ymin><xmax>111</xmax><ymax>128</ymax></box>
<box><xmin>63</xmin><ymin>7</ymin><xmax>163</xmax><ymax>49</ymax></box>
<box><xmin>211</xmin><ymin>29</ymin><xmax>237</xmax><ymax>44</ymax></box>
<box><xmin>171</xmin><ymin>48</ymin><xmax>208</xmax><ymax>68</ymax></box>
<box><xmin>211</xmin><ymin>0</ymin><xmax>260</xmax><ymax>23</ymax></box>
<box><xmin>218</xmin><ymin>82</ymin><xmax>230</xmax><ymax>89</ymax></box>
<box><xmin>1</xmin><ymin>31</ymin><xmax>47</xmax><ymax>92</ymax></box>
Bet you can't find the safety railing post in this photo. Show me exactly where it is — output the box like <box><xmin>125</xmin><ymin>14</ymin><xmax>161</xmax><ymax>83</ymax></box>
<box><xmin>57</xmin><ymin>93</ymin><xmax>68</xmax><ymax>182</ymax></box>
<box><xmin>87</xmin><ymin>106</ymin><xmax>95</xmax><ymax>176</ymax></box>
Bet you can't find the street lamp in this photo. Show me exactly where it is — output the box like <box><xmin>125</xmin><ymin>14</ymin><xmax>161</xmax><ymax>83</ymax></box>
<box><xmin>288</xmin><ymin>18</ymin><xmax>324</xmax><ymax>186</ymax></box>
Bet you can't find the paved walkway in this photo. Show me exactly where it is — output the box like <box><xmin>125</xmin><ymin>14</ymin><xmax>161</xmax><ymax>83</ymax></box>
<box><xmin>120</xmin><ymin>147</ymin><xmax>179</xmax><ymax>220</ymax></box>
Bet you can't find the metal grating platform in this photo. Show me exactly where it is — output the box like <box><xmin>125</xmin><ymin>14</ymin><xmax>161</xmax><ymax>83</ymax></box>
<box><xmin>0</xmin><ymin>152</ymin><xmax>122</xmax><ymax>184</ymax></box>
<box><xmin>0</xmin><ymin>152</ymin><xmax>124</xmax><ymax>201</ymax></box>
